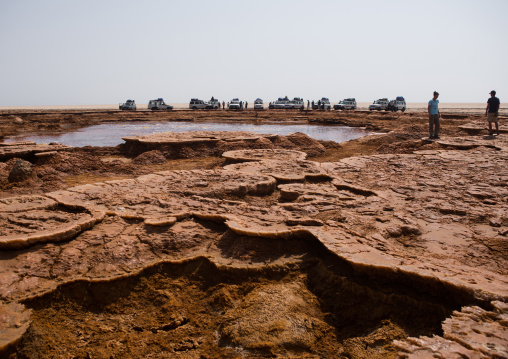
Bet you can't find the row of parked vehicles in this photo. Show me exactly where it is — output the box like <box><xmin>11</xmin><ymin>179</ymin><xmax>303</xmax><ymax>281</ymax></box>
<box><xmin>119</xmin><ymin>98</ymin><xmax>174</xmax><ymax>111</ymax></box>
<box><xmin>119</xmin><ymin>96</ymin><xmax>406</xmax><ymax>112</ymax></box>
<box><xmin>369</xmin><ymin>97</ymin><xmax>406</xmax><ymax>112</ymax></box>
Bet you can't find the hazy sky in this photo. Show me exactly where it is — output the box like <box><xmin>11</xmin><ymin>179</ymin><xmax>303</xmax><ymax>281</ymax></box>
<box><xmin>1</xmin><ymin>0</ymin><xmax>507</xmax><ymax>106</ymax></box>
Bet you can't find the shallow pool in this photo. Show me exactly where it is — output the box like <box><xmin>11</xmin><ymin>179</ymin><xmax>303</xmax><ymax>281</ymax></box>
<box><xmin>4</xmin><ymin>121</ymin><xmax>367</xmax><ymax>147</ymax></box>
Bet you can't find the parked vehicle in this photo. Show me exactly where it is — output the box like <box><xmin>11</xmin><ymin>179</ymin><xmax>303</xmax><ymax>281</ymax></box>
<box><xmin>189</xmin><ymin>98</ymin><xmax>207</xmax><ymax>109</ymax></box>
<box><xmin>272</xmin><ymin>97</ymin><xmax>290</xmax><ymax>109</ymax></box>
<box><xmin>229</xmin><ymin>98</ymin><xmax>242</xmax><ymax>110</ymax></box>
<box><xmin>386</xmin><ymin>96</ymin><xmax>406</xmax><ymax>112</ymax></box>
<box><xmin>254</xmin><ymin>98</ymin><xmax>264</xmax><ymax>110</ymax></box>
<box><xmin>334</xmin><ymin>98</ymin><xmax>356</xmax><ymax>110</ymax></box>
<box><xmin>285</xmin><ymin>97</ymin><xmax>305</xmax><ymax>110</ymax></box>
<box><xmin>369</xmin><ymin>98</ymin><xmax>389</xmax><ymax>111</ymax></box>
<box><xmin>312</xmin><ymin>97</ymin><xmax>331</xmax><ymax>110</ymax></box>
<box><xmin>206</xmin><ymin>98</ymin><xmax>220</xmax><ymax>109</ymax></box>
<box><xmin>148</xmin><ymin>98</ymin><xmax>173</xmax><ymax>111</ymax></box>
<box><xmin>119</xmin><ymin>99</ymin><xmax>136</xmax><ymax>111</ymax></box>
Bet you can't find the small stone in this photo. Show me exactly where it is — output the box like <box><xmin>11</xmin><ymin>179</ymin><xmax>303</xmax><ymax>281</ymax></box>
<box><xmin>401</xmin><ymin>225</ymin><xmax>421</xmax><ymax>235</ymax></box>
<box><xmin>13</xmin><ymin>117</ymin><xmax>23</xmax><ymax>124</ymax></box>
<box><xmin>8</xmin><ymin>159</ymin><xmax>32</xmax><ymax>182</ymax></box>
<box><xmin>386</xmin><ymin>226</ymin><xmax>403</xmax><ymax>237</ymax></box>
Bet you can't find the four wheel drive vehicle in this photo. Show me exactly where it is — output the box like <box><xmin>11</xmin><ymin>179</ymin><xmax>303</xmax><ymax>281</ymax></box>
<box><xmin>272</xmin><ymin>97</ymin><xmax>290</xmax><ymax>109</ymax></box>
<box><xmin>369</xmin><ymin>98</ymin><xmax>389</xmax><ymax>111</ymax></box>
<box><xmin>148</xmin><ymin>98</ymin><xmax>173</xmax><ymax>111</ymax></box>
<box><xmin>313</xmin><ymin>98</ymin><xmax>331</xmax><ymax>110</ymax></box>
<box><xmin>386</xmin><ymin>96</ymin><xmax>406</xmax><ymax>112</ymax></box>
<box><xmin>254</xmin><ymin>98</ymin><xmax>264</xmax><ymax>110</ymax></box>
<box><xmin>334</xmin><ymin>98</ymin><xmax>357</xmax><ymax>110</ymax></box>
<box><xmin>229</xmin><ymin>98</ymin><xmax>242</xmax><ymax>110</ymax></box>
<box><xmin>189</xmin><ymin>98</ymin><xmax>208</xmax><ymax>109</ymax></box>
<box><xmin>206</xmin><ymin>99</ymin><xmax>220</xmax><ymax>109</ymax></box>
<box><xmin>285</xmin><ymin>97</ymin><xmax>305</xmax><ymax>110</ymax></box>
<box><xmin>119</xmin><ymin>99</ymin><xmax>136</xmax><ymax>111</ymax></box>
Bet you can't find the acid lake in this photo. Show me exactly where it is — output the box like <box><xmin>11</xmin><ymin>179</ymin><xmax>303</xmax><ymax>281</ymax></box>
<box><xmin>4</xmin><ymin>121</ymin><xmax>368</xmax><ymax>147</ymax></box>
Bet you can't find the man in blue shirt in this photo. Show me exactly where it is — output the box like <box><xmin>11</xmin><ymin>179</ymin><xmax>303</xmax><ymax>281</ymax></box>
<box><xmin>428</xmin><ymin>91</ymin><xmax>440</xmax><ymax>139</ymax></box>
<box><xmin>486</xmin><ymin>90</ymin><xmax>500</xmax><ymax>136</ymax></box>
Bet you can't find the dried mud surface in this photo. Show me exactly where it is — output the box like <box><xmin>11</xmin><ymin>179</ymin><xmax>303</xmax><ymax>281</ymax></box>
<box><xmin>0</xmin><ymin>109</ymin><xmax>507</xmax><ymax>358</ymax></box>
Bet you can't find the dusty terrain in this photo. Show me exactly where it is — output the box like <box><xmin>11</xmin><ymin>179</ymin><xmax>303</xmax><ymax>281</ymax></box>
<box><xmin>0</xmin><ymin>109</ymin><xmax>507</xmax><ymax>358</ymax></box>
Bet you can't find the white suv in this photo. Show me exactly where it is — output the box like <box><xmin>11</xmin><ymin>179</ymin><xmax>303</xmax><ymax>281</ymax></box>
<box><xmin>189</xmin><ymin>98</ymin><xmax>207</xmax><ymax>109</ymax></box>
<box><xmin>119</xmin><ymin>99</ymin><xmax>136</xmax><ymax>111</ymax></box>
<box><xmin>312</xmin><ymin>98</ymin><xmax>331</xmax><ymax>110</ymax></box>
<box><xmin>285</xmin><ymin>97</ymin><xmax>305</xmax><ymax>110</ymax></box>
<box><xmin>272</xmin><ymin>97</ymin><xmax>290</xmax><ymax>109</ymax></box>
<box><xmin>254</xmin><ymin>98</ymin><xmax>264</xmax><ymax>110</ymax></box>
<box><xmin>334</xmin><ymin>98</ymin><xmax>356</xmax><ymax>110</ymax></box>
<box><xmin>388</xmin><ymin>96</ymin><xmax>406</xmax><ymax>112</ymax></box>
<box><xmin>369</xmin><ymin>98</ymin><xmax>389</xmax><ymax>111</ymax></box>
<box><xmin>148</xmin><ymin>98</ymin><xmax>173</xmax><ymax>110</ymax></box>
<box><xmin>229</xmin><ymin>98</ymin><xmax>241</xmax><ymax>109</ymax></box>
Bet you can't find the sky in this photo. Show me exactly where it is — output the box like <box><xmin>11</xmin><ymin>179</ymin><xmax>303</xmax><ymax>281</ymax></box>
<box><xmin>1</xmin><ymin>0</ymin><xmax>507</xmax><ymax>106</ymax></box>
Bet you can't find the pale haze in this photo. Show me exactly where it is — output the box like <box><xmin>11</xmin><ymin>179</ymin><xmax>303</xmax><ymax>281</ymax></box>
<box><xmin>1</xmin><ymin>0</ymin><xmax>507</xmax><ymax>106</ymax></box>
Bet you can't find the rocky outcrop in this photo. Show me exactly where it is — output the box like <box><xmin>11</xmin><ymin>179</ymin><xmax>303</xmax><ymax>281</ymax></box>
<box><xmin>122</xmin><ymin>131</ymin><xmax>278</xmax><ymax>158</ymax></box>
<box><xmin>222</xmin><ymin>149</ymin><xmax>308</xmax><ymax>163</ymax></box>
<box><xmin>0</xmin><ymin>142</ymin><xmax>71</xmax><ymax>161</ymax></box>
<box><xmin>395</xmin><ymin>301</ymin><xmax>508</xmax><ymax>358</ymax></box>
<box><xmin>224</xmin><ymin>160</ymin><xmax>332</xmax><ymax>182</ymax></box>
<box><xmin>0</xmin><ymin>134</ymin><xmax>507</xmax><ymax>357</ymax></box>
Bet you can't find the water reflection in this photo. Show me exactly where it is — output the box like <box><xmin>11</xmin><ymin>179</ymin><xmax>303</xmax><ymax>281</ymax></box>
<box><xmin>4</xmin><ymin>121</ymin><xmax>367</xmax><ymax>147</ymax></box>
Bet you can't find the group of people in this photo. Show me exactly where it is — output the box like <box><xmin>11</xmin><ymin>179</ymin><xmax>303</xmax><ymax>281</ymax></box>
<box><xmin>428</xmin><ymin>90</ymin><xmax>501</xmax><ymax>139</ymax></box>
<box><xmin>311</xmin><ymin>100</ymin><xmax>329</xmax><ymax>110</ymax></box>
<box><xmin>217</xmin><ymin>101</ymin><xmax>248</xmax><ymax>109</ymax></box>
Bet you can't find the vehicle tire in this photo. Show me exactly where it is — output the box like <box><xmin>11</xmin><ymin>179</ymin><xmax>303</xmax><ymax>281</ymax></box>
<box><xmin>151</xmin><ymin>107</ymin><xmax>157</xmax><ymax>111</ymax></box>
<box><xmin>192</xmin><ymin>106</ymin><xmax>197</xmax><ymax>110</ymax></box>
<box><xmin>402</xmin><ymin>107</ymin><xmax>406</xmax><ymax>112</ymax></box>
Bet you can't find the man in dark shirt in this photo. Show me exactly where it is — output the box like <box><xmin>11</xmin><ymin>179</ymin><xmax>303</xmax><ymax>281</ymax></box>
<box><xmin>486</xmin><ymin>90</ymin><xmax>500</xmax><ymax>136</ymax></box>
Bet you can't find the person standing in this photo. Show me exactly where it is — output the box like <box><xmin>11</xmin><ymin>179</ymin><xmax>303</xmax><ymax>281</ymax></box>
<box><xmin>222</xmin><ymin>101</ymin><xmax>225</xmax><ymax>110</ymax></box>
<box><xmin>428</xmin><ymin>91</ymin><xmax>440</xmax><ymax>139</ymax></box>
<box><xmin>486</xmin><ymin>90</ymin><xmax>500</xmax><ymax>136</ymax></box>
<box><xmin>246</xmin><ymin>101</ymin><xmax>248</xmax><ymax>109</ymax></box>
<box><xmin>307</xmin><ymin>100</ymin><xmax>310</xmax><ymax>110</ymax></box>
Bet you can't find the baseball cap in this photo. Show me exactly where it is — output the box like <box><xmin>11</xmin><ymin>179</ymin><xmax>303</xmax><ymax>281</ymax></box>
<box><xmin>490</xmin><ymin>90</ymin><xmax>496</xmax><ymax>95</ymax></box>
